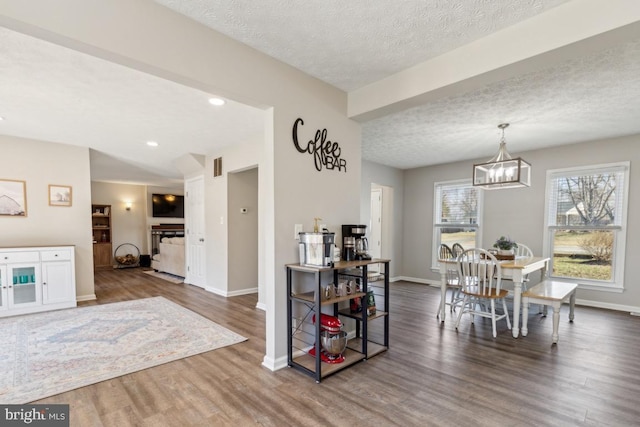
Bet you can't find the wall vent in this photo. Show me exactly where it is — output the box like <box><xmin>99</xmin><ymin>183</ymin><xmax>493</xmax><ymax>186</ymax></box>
<box><xmin>213</xmin><ymin>157</ymin><xmax>222</xmax><ymax>177</ymax></box>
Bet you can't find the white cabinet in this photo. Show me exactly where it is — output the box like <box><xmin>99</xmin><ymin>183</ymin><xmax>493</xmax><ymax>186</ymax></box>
<box><xmin>42</xmin><ymin>248</ymin><xmax>75</xmax><ymax>305</ymax></box>
<box><xmin>0</xmin><ymin>246</ymin><xmax>76</xmax><ymax>317</ymax></box>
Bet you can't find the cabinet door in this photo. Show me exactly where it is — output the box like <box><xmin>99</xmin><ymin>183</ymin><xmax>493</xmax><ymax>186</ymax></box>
<box><xmin>42</xmin><ymin>261</ymin><xmax>73</xmax><ymax>305</ymax></box>
<box><xmin>93</xmin><ymin>243</ymin><xmax>113</xmax><ymax>268</ymax></box>
<box><xmin>7</xmin><ymin>264</ymin><xmax>41</xmax><ymax>308</ymax></box>
<box><xmin>0</xmin><ymin>266</ymin><xmax>8</xmax><ymax>311</ymax></box>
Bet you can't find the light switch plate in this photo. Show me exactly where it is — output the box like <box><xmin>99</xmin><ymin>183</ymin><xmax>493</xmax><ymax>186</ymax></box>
<box><xmin>294</xmin><ymin>224</ymin><xmax>303</xmax><ymax>239</ymax></box>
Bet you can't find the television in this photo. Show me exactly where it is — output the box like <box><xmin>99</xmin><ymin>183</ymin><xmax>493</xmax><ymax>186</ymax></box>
<box><xmin>152</xmin><ymin>194</ymin><xmax>184</xmax><ymax>218</ymax></box>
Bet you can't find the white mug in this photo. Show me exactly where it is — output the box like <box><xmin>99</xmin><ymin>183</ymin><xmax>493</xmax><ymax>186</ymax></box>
<box><xmin>336</xmin><ymin>281</ymin><xmax>347</xmax><ymax>296</ymax></box>
<box><xmin>345</xmin><ymin>281</ymin><xmax>353</xmax><ymax>295</ymax></box>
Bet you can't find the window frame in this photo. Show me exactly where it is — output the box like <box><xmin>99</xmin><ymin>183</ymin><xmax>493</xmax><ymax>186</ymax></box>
<box><xmin>431</xmin><ymin>179</ymin><xmax>483</xmax><ymax>270</ymax></box>
<box><xmin>542</xmin><ymin>161</ymin><xmax>630</xmax><ymax>292</ymax></box>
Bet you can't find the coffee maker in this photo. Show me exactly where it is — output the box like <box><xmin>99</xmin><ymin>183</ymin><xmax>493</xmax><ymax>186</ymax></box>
<box><xmin>342</xmin><ymin>224</ymin><xmax>371</xmax><ymax>261</ymax></box>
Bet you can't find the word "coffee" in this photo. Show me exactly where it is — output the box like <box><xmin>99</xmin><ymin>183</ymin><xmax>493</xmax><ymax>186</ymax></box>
<box><xmin>292</xmin><ymin>118</ymin><xmax>347</xmax><ymax>172</ymax></box>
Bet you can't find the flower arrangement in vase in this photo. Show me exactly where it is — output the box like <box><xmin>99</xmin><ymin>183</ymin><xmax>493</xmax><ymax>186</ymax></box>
<box><xmin>493</xmin><ymin>236</ymin><xmax>518</xmax><ymax>255</ymax></box>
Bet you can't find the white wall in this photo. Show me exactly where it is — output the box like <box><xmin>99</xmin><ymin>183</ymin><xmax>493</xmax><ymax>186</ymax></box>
<box><xmin>205</xmin><ymin>139</ymin><xmax>260</xmax><ymax>297</ymax></box>
<box><xmin>0</xmin><ymin>135</ymin><xmax>94</xmax><ymax>300</ymax></box>
<box><xmin>91</xmin><ymin>181</ymin><xmax>148</xmax><ymax>256</ymax></box>
<box><xmin>402</xmin><ymin>134</ymin><xmax>640</xmax><ymax>312</ymax></box>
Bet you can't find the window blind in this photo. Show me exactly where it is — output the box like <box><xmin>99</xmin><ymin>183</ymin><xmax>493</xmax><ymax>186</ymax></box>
<box><xmin>435</xmin><ymin>181</ymin><xmax>479</xmax><ymax>226</ymax></box>
<box><xmin>548</xmin><ymin>164</ymin><xmax>626</xmax><ymax>228</ymax></box>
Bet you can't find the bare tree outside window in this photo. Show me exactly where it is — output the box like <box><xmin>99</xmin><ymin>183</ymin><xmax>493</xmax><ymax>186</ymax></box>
<box><xmin>561</xmin><ymin>175</ymin><xmax>616</xmax><ymax>226</ymax></box>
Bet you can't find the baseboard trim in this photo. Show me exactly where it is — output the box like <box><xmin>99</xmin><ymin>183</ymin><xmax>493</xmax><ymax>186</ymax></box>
<box><xmin>395</xmin><ymin>276</ymin><xmax>438</xmax><ymax>286</ymax></box>
<box><xmin>227</xmin><ymin>287</ymin><xmax>258</xmax><ymax>297</ymax></box>
<box><xmin>205</xmin><ymin>286</ymin><xmax>258</xmax><ymax>298</ymax></box>
<box><xmin>76</xmin><ymin>294</ymin><xmax>97</xmax><ymax>302</ymax></box>
<box><xmin>574</xmin><ymin>298</ymin><xmax>640</xmax><ymax>315</ymax></box>
<box><xmin>262</xmin><ymin>354</ymin><xmax>288</xmax><ymax>372</ymax></box>
<box><xmin>255</xmin><ymin>301</ymin><xmax>267</xmax><ymax>311</ymax></box>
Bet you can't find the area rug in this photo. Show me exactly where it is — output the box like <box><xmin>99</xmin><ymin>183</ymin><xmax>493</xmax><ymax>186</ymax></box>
<box><xmin>0</xmin><ymin>297</ymin><xmax>247</xmax><ymax>404</ymax></box>
<box><xmin>142</xmin><ymin>269</ymin><xmax>184</xmax><ymax>284</ymax></box>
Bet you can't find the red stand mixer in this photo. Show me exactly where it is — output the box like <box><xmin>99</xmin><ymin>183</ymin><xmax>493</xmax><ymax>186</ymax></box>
<box><xmin>309</xmin><ymin>313</ymin><xmax>348</xmax><ymax>364</ymax></box>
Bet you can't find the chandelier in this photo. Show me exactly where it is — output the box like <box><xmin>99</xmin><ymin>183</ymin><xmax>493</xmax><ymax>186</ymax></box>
<box><xmin>473</xmin><ymin>123</ymin><xmax>531</xmax><ymax>189</ymax></box>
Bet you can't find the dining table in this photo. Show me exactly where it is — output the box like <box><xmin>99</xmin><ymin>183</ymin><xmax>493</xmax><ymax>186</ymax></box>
<box><xmin>438</xmin><ymin>255</ymin><xmax>550</xmax><ymax>338</ymax></box>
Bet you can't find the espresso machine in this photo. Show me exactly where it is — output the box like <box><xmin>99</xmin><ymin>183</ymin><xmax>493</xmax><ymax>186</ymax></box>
<box><xmin>342</xmin><ymin>224</ymin><xmax>371</xmax><ymax>261</ymax></box>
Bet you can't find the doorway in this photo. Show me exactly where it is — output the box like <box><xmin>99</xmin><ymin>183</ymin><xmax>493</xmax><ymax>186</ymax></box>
<box><xmin>228</xmin><ymin>167</ymin><xmax>259</xmax><ymax>294</ymax></box>
<box><xmin>370</xmin><ymin>184</ymin><xmax>393</xmax><ymax>274</ymax></box>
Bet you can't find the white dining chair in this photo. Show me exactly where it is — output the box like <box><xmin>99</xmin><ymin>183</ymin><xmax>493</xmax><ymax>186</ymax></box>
<box><xmin>515</xmin><ymin>243</ymin><xmax>533</xmax><ymax>258</ymax></box>
<box><xmin>438</xmin><ymin>244</ymin><xmax>463</xmax><ymax>315</ymax></box>
<box><xmin>455</xmin><ymin>248</ymin><xmax>511</xmax><ymax>338</ymax></box>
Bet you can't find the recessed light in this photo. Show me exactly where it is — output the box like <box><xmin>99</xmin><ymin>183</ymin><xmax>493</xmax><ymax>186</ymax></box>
<box><xmin>208</xmin><ymin>97</ymin><xmax>225</xmax><ymax>106</ymax></box>
<box><xmin>146</xmin><ymin>141</ymin><xmax>159</xmax><ymax>147</ymax></box>
<box><xmin>0</xmin><ymin>116</ymin><xmax>4</xmax><ymax>121</ymax></box>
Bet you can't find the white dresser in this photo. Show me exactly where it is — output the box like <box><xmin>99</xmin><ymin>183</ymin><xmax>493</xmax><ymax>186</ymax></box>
<box><xmin>0</xmin><ymin>246</ymin><xmax>76</xmax><ymax>317</ymax></box>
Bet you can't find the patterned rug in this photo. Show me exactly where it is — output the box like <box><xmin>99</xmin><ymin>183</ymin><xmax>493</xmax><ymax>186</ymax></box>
<box><xmin>0</xmin><ymin>297</ymin><xmax>247</xmax><ymax>404</ymax></box>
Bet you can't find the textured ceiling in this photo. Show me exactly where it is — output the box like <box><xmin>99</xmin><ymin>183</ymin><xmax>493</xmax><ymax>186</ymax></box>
<box><xmin>0</xmin><ymin>27</ymin><xmax>265</xmax><ymax>187</ymax></box>
<box><xmin>156</xmin><ymin>0</ymin><xmax>569</xmax><ymax>91</ymax></box>
<box><xmin>362</xmin><ymin>37</ymin><xmax>640</xmax><ymax>168</ymax></box>
<box><xmin>1</xmin><ymin>1</ymin><xmax>639</xmax><ymax>184</ymax></box>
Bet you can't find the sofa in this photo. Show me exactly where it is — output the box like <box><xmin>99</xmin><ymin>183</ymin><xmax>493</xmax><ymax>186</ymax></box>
<box><xmin>151</xmin><ymin>237</ymin><xmax>185</xmax><ymax>277</ymax></box>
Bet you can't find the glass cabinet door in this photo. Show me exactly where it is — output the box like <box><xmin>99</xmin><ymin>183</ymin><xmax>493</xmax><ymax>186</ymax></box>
<box><xmin>9</xmin><ymin>265</ymin><xmax>40</xmax><ymax>308</ymax></box>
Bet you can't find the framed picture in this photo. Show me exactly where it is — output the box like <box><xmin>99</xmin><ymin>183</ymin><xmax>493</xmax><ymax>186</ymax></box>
<box><xmin>49</xmin><ymin>184</ymin><xmax>72</xmax><ymax>207</ymax></box>
<box><xmin>0</xmin><ymin>179</ymin><xmax>27</xmax><ymax>216</ymax></box>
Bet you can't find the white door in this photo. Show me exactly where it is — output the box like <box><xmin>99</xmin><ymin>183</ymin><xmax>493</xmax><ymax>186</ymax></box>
<box><xmin>370</xmin><ymin>187</ymin><xmax>382</xmax><ymax>264</ymax></box>
<box><xmin>185</xmin><ymin>176</ymin><xmax>206</xmax><ymax>288</ymax></box>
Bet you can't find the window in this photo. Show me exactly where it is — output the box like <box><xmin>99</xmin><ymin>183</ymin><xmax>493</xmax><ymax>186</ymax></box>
<box><xmin>432</xmin><ymin>180</ymin><xmax>482</xmax><ymax>268</ymax></box>
<box><xmin>543</xmin><ymin>162</ymin><xmax>629</xmax><ymax>290</ymax></box>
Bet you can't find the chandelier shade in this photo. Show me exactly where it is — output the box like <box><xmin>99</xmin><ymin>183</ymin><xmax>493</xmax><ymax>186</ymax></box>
<box><xmin>473</xmin><ymin>123</ymin><xmax>531</xmax><ymax>189</ymax></box>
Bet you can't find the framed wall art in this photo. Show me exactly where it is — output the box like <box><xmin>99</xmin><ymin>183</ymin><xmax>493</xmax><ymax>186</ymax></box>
<box><xmin>0</xmin><ymin>179</ymin><xmax>27</xmax><ymax>216</ymax></box>
<box><xmin>49</xmin><ymin>184</ymin><xmax>72</xmax><ymax>207</ymax></box>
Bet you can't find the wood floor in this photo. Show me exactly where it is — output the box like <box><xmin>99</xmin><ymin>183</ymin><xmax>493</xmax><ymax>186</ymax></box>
<box><xmin>35</xmin><ymin>268</ymin><xmax>640</xmax><ymax>426</ymax></box>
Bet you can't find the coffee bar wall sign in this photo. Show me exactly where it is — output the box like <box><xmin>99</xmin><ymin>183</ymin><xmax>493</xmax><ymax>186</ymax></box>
<box><xmin>292</xmin><ymin>118</ymin><xmax>347</xmax><ymax>172</ymax></box>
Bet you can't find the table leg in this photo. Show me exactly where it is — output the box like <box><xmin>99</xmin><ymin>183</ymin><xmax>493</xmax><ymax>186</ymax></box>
<box><xmin>521</xmin><ymin>296</ymin><xmax>529</xmax><ymax>337</ymax></box>
<box><xmin>569</xmin><ymin>291</ymin><xmax>576</xmax><ymax>322</ymax></box>
<box><xmin>439</xmin><ymin>269</ymin><xmax>447</xmax><ymax>322</ymax></box>
<box><xmin>512</xmin><ymin>281</ymin><xmax>522</xmax><ymax>338</ymax></box>
<box><xmin>552</xmin><ymin>302</ymin><xmax>561</xmax><ymax>344</ymax></box>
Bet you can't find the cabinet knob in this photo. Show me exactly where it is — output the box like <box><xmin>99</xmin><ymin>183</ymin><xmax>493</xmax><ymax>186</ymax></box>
<box><xmin>54</xmin><ymin>254</ymin><xmax>59</xmax><ymax>257</ymax></box>
<box><xmin>43</xmin><ymin>282</ymin><xmax>47</xmax><ymax>285</ymax></box>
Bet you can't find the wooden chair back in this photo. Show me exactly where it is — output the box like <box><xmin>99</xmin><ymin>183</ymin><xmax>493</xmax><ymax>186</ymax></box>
<box><xmin>439</xmin><ymin>243</ymin><xmax>454</xmax><ymax>260</ymax></box>
<box><xmin>451</xmin><ymin>243</ymin><xmax>465</xmax><ymax>258</ymax></box>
